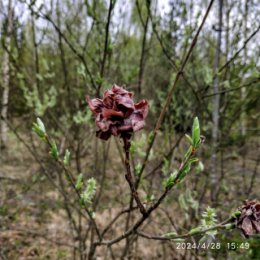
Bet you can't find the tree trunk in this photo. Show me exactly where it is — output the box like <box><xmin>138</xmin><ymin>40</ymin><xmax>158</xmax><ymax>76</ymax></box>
<box><xmin>211</xmin><ymin>0</ymin><xmax>223</xmax><ymax>201</ymax></box>
<box><xmin>136</xmin><ymin>0</ymin><xmax>150</xmax><ymax>96</ymax></box>
<box><xmin>241</xmin><ymin>0</ymin><xmax>248</xmax><ymax>137</ymax></box>
<box><xmin>0</xmin><ymin>0</ymin><xmax>13</xmax><ymax>149</ymax></box>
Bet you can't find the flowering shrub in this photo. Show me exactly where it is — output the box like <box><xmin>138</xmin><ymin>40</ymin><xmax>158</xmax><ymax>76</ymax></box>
<box><xmin>31</xmin><ymin>86</ymin><xmax>259</xmax><ymax>260</ymax></box>
<box><xmin>86</xmin><ymin>85</ymin><xmax>148</xmax><ymax>140</ymax></box>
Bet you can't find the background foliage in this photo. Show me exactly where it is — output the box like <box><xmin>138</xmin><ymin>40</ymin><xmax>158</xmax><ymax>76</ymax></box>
<box><xmin>0</xmin><ymin>0</ymin><xmax>259</xmax><ymax>259</ymax></box>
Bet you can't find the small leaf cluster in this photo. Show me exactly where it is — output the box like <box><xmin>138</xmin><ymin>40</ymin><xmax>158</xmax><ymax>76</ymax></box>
<box><xmin>75</xmin><ymin>173</ymin><xmax>84</xmax><ymax>190</ymax></box>
<box><xmin>32</xmin><ymin>117</ymin><xmax>46</xmax><ymax>140</ymax></box>
<box><xmin>50</xmin><ymin>141</ymin><xmax>59</xmax><ymax>160</ymax></box>
<box><xmin>163</xmin><ymin>170</ymin><xmax>177</xmax><ymax>189</ymax></box>
<box><xmin>200</xmin><ymin>207</ymin><xmax>218</xmax><ymax>239</ymax></box>
<box><xmin>179</xmin><ymin>189</ymin><xmax>199</xmax><ymax>213</ymax></box>
<box><xmin>163</xmin><ymin>117</ymin><xmax>202</xmax><ymax>189</ymax></box>
<box><xmin>80</xmin><ymin>177</ymin><xmax>97</xmax><ymax>205</ymax></box>
<box><xmin>130</xmin><ymin>133</ymin><xmax>147</xmax><ymax>157</ymax></box>
<box><xmin>185</xmin><ymin>116</ymin><xmax>201</xmax><ymax>148</ymax></box>
<box><xmin>63</xmin><ymin>149</ymin><xmax>70</xmax><ymax>166</ymax></box>
<box><xmin>187</xmin><ymin>207</ymin><xmax>218</xmax><ymax>238</ymax></box>
<box><xmin>32</xmin><ymin>118</ymin><xmax>71</xmax><ymax>164</ymax></box>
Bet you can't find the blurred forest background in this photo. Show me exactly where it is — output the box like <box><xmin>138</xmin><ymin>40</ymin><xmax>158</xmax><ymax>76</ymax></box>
<box><xmin>0</xmin><ymin>0</ymin><xmax>259</xmax><ymax>259</ymax></box>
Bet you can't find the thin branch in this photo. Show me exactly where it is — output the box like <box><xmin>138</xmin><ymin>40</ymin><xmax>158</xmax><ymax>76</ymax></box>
<box><xmin>247</xmin><ymin>151</ymin><xmax>260</xmax><ymax>196</ymax></box>
<box><xmin>143</xmin><ymin>134</ymin><xmax>184</xmax><ymax>180</ymax></box>
<box><xmin>95</xmin><ymin>142</ymin><xmax>198</xmax><ymax>247</ymax></box>
<box><xmin>39</xmin><ymin>12</ymin><xmax>97</xmax><ymax>90</ymax></box>
<box><xmin>101</xmin><ymin>206</ymin><xmax>138</xmax><ymax>237</ymax></box>
<box><xmin>136</xmin><ymin>219</ymin><xmax>231</xmax><ymax>241</ymax></box>
<box><xmin>218</xmin><ymin>25</ymin><xmax>260</xmax><ymax>72</ymax></box>
<box><xmin>123</xmin><ymin>137</ymin><xmax>147</xmax><ymax>216</ymax></box>
<box><xmin>203</xmin><ymin>77</ymin><xmax>260</xmax><ymax>98</ymax></box>
<box><xmin>98</xmin><ymin>0</ymin><xmax>114</xmax><ymax>95</ymax></box>
<box><xmin>136</xmin><ymin>0</ymin><xmax>150</xmax><ymax>95</ymax></box>
<box><xmin>44</xmin><ymin>134</ymin><xmax>101</xmax><ymax>241</ymax></box>
<box><xmin>135</xmin><ymin>0</ymin><xmax>215</xmax><ymax>188</ymax></box>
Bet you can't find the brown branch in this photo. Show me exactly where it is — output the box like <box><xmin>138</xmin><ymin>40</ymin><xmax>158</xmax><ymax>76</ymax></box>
<box><xmin>203</xmin><ymin>77</ymin><xmax>260</xmax><ymax>98</ymax></box>
<box><xmin>44</xmin><ymin>135</ymin><xmax>102</xmax><ymax>241</ymax></box>
<box><xmin>136</xmin><ymin>220</ymin><xmax>230</xmax><ymax>241</ymax></box>
<box><xmin>39</xmin><ymin>12</ymin><xmax>97</xmax><ymax>90</ymax></box>
<box><xmin>136</xmin><ymin>0</ymin><xmax>150</xmax><ymax>95</ymax></box>
<box><xmin>123</xmin><ymin>137</ymin><xmax>147</xmax><ymax>216</ymax></box>
<box><xmin>94</xmin><ymin>143</ymin><xmax>198</xmax><ymax>247</ymax></box>
<box><xmin>135</xmin><ymin>0</ymin><xmax>215</xmax><ymax>188</ymax></box>
<box><xmin>101</xmin><ymin>206</ymin><xmax>138</xmax><ymax>237</ymax></box>
<box><xmin>143</xmin><ymin>134</ymin><xmax>184</xmax><ymax>180</ymax></box>
<box><xmin>92</xmin><ymin>0</ymin><xmax>216</xmax><ymax>247</ymax></box>
<box><xmin>246</xmin><ymin>151</ymin><xmax>260</xmax><ymax>196</ymax></box>
<box><xmin>1</xmin><ymin>116</ymin><xmax>102</xmax><ymax>246</ymax></box>
<box><xmin>98</xmin><ymin>0</ymin><xmax>114</xmax><ymax>95</ymax></box>
<box><xmin>218</xmin><ymin>25</ymin><xmax>260</xmax><ymax>73</ymax></box>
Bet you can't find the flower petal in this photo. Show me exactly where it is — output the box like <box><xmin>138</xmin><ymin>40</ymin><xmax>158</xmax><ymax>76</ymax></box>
<box><xmin>134</xmin><ymin>99</ymin><xmax>149</xmax><ymax>119</ymax></box>
<box><xmin>87</xmin><ymin>85</ymin><xmax>148</xmax><ymax>141</ymax></box>
<box><xmin>115</xmin><ymin>94</ymin><xmax>134</xmax><ymax>116</ymax></box>
<box><xmin>112</xmin><ymin>84</ymin><xmax>130</xmax><ymax>95</ymax></box>
<box><xmin>129</xmin><ymin>112</ymin><xmax>145</xmax><ymax>132</ymax></box>
<box><xmin>86</xmin><ymin>96</ymin><xmax>104</xmax><ymax>114</ymax></box>
<box><xmin>102</xmin><ymin>108</ymin><xmax>124</xmax><ymax>119</ymax></box>
<box><xmin>103</xmin><ymin>90</ymin><xmax>115</xmax><ymax>108</ymax></box>
<box><xmin>96</xmin><ymin>114</ymin><xmax>110</xmax><ymax>132</ymax></box>
<box><xmin>252</xmin><ymin>220</ymin><xmax>260</xmax><ymax>233</ymax></box>
<box><xmin>241</xmin><ymin>217</ymin><xmax>253</xmax><ymax>237</ymax></box>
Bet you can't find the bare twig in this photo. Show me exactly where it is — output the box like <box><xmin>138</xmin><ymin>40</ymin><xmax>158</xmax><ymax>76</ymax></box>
<box><xmin>101</xmin><ymin>206</ymin><xmax>138</xmax><ymax>237</ymax></box>
<box><xmin>98</xmin><ymin>0</ymin><xmax>114</xmax><ymax>95</ymax></box>
<box><xmin>135</xmin><ymin>0</ymin><xmax>215</xmax><ymax>188</ymax></box>
<box><xmin>94</xmin><ymin>142</ymin><xmax>198</xmax><ymax>247</ymax></box>
<box><xmin>203</xmin><ymin>77</ymin><xmax>260</xmax><ymax>98</ymax></box>
<box><xmin>218</xmin><ymin>26</ymin><xmax>260</xmax><ymax>73</ymax></box>
<box><xmin>123</xmin><ymin>137</ymin><xmax>147</xmax><ymax>216</ymax></box>
<box><xmin>39</xmin><ymin>12</ymin><xmax>97</xmax><ymax>90</ymax></box>
<box><xmin>136</xmin><ymin>0</ymin><xmax>150</xmax><ymax>95</ymax></box>
<box><xmin>44</xmin><ymin>135</ymin><xmax>101</xmax><ymax>241</ymax></box>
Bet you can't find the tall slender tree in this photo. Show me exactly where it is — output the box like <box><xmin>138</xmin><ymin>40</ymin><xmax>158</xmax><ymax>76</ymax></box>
<box><xmin>0</xmin><ymin>0</ymin><xmax>13</xmax><ymax>149</ymax></box>
<box><xmin>211</xmin><ymin>0</ymin><xmax>223</xmax><ymax>201</ymax></box>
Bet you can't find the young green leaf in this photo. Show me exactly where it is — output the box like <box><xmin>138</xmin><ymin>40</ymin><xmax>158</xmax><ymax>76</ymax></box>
<box><xmin>75</xmin><ymin>173</ymin><xmax>83</xmax><ymax>190</ymax></box>
<box><xmin>189</xmin><ymin>227</ymin><xmax>202</xmax><ymax>235</ymax></box>
<box><xmin>80</xmin><ymin>177</ymin><xmax>97</xmax><ymax>205</ymax></box>
<box><xmin>163</xmin><ymin>231</ymin><xmax>177</xmax><ymax>238</ymax></box>
<box><xmin>178</xmin><ymin>163</ymin><xmax>191</xmax><ymax>182</ymax></box>
<box><xmin>188</xmin><ymin>157</ymin><xmax>199</xmax><ymax>164</ymax></box>
<box><xmin>184</xmin><ymin>146</ymin><xmax>192</xmax><ymax>161</ymax></box>
<box><xmin>36</xmin><ymin>117</ymin><xmax>46</xmax><ymax>133</ymax></box>
<box><xmin>163</xmin><ymin>170</ymin><xmax>178</xmax><ymax>189</ymax></box>
<box><xmin>185</xmin><ymin>134</ymin><xmax>193</xmax><ymax>146</ymax></box>
<box><xmin>32</xmin><ymin>118</ymin><xmax>47</xmax><ymax>140</ymax></box>
<box><xmin>63</xmin><ymin>149</ymin><xmax>70</xmax><ymax>166</ymax></box>
<box><xmin>231</xmin><ymin>210</ymin><xmax>241</xmax><ymax>219</ymax></box>
<box><xmin>32</xmin><ymin>123</ymin><xmax>45</xmax><ymax>138</ymax></box>
<box><xmin>50</xmin><ymin>141</ymin><xmax>59</xmax><ymax>160</ymax></box>
<box><xmin>225</xmin><ymin>223</ymin><xmax>236</xmax><ymax>230</ymax></box>
<box><xmin>148</xmin><ymin>131</ymin><xmax>154</xmax><ymax>144</ymax></box>
<box><xmin>192</xmin><ymin>117</ymin><xmax>200</xmax><ymax>148</ymax></box>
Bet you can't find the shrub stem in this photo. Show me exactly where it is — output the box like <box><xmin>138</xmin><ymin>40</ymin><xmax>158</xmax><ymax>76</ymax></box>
<box><xmin>123</xmin><ymin>137</ymin><xmax>147</xmax><ymax>216</ymax></box>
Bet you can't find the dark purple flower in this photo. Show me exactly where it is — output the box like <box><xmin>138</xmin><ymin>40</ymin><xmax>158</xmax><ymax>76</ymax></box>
<box><xmin>86</xmin><ymin>85</ymin><xmax>148</xmax><ymax>140</ymax></box>
<box><xmin>237</xmin><ymin>199</ymin><xmax>260</xmax><ymax>238</ymax></box>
